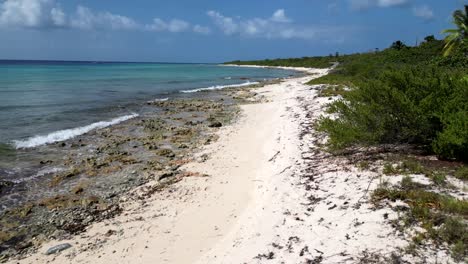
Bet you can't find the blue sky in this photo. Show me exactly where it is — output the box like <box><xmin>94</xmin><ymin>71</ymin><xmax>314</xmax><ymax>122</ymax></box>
<box><xmin>0</xmin><ymin>0</ymin><xmax>466</xmax><ymax>62</ymax></box>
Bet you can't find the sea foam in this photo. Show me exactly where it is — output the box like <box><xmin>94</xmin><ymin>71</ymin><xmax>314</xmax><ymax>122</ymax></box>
<box><xmin>180</xmin><ymin>81</ymin><xmax>259</xmax><ymax>93</ymax></box>
<box><xmin>13</xmin><ymin>114</ymin><xmax>138</xmax><ymax>149</ymax></box>
<box><xmin>147</xmin><ymin>98</ymin><xmax>169</xmax><ymax>103</ymax></box>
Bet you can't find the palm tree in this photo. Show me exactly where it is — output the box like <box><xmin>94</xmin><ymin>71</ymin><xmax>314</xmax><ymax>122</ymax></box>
<box><xmin>442</xmin><ymin>5</ymin><xmax>468</xmax><ymax>56</ymax></box>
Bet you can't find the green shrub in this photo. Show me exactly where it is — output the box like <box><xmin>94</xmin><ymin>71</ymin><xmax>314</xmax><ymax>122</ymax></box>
<box><xmin>357</xmin><ymin>161</ymin><xmax>370</xmax><ymax>170</ymax></box>
<box><xmin>372</xmin><ymin>178</ymin><xmax>468</xmax><ymax>260</ymax></box>
<box><xmin>318</xmin><ymin>66</ymin><xmax>468</xmax><ymax>160</ymax></box>
<box><xmin>451</xmin><ymin>240</ymin><xmax>467</xmax><ymax>262</ymax></box>
<box><xmin>429</xmin><ymin>172</ymin><xmax>447</xmax><ymax>186</ymax></box>
<box><xmin>383</xmin><ymin>163</ymin><xmax>397</xmax><ymax>175</ymax></box>
<box><xmin>399</xmin><ymin>159</ymin><xmax>424</xmax><ymax>174</ymax></box>
<box><xmin>454</xmin><ymin>166</ymin><xmax>468</xmax><ymax>181</ymax></box>
<box><xmin>439</xmin><ymin>217</ymin><xmax>467</xmax><ymax>244</ymax></box>
<box><xmin>432</xmin><ymin>110</ymin><xmax>468</xmax><ymax>161</ymax></box>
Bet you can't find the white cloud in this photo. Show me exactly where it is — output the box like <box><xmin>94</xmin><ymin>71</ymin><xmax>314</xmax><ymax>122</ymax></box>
<box><xmin>193</xmin><ymin>24</ymin><xmax>211</xmax><ymax>34</ymax></box>
<box><xmin>0</xmin><ymin>0</ymin><xmax>66</xmax><ymax>28</ymax></box>
<box><xmin>349</xmin><ymin>0</ymin><xmax>410</xmax><ymax>10</ymax></box>
<box><xmin>377</xmin><ymin>0</ymin><xmax>409</xmax><ymax>7</ymax></box>
<box><xmin>412</xmin><ymin>5</ymin><xmax>434</xmax><ymax>21</ymax></box>
<box><xmin>146</xmin><ymin>18</ymin><xmax>166</xmax><ymax>31</ymax></box>
<box><xmin>207</xmin><ymin>9</ymin><xmax>350</xmax><ymax>40</ymax></box>
<box><xmin>147</xmin><ymin>18</ymin><xmax>190</xmax><ymax>32</ymax></box>
<box><xmin>0</xmin><ymin>0</ymin><xmax>210</xmax><ymax>34</ymax></box>
<box><xmin>146</xmin><ymin>18</ymin><xmax>209</xmax><ymax>34</ymax></box>
<box><xmin>271</xmin><ymin>9</ymin><xmax>290</xmax><ymax>23</ymax></box>
<box><xmin>207</xmin><ymin>10</ymin><xmax>238</xmax><ymax>35</ymax></box>
<box><xmin>50</xmin><ymin>7</ymin><xmax>65</xmax><ymax>26</ymax></box>
<box><xmin>349</xmin><ymin>0</ymin><xmax>435</xmax><ymax>21</ymax></box>
<box><xmin>70</xmin><ymin>6</ymin><xmax>139</xmax><ymax>30</ymax></box>
<box><xmin>167</xmin><ymin>19</ymin><xmax>189</xmax><ymax>32</ymax></box>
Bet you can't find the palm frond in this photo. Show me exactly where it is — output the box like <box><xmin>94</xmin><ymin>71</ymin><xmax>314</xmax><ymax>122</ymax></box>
<box><xmin>443</xmin><ymin>42</ymin><xmax>458</xmax><ymax>57</ymax></box>
<box><xmin>453</xmin><ymin>10</ymin><xmax>465</xmax><ymax>27</ymax></box>
<box><xmin>442</xmin><ymin>29</ymin><xmax>459</xmax><ymax>34</ymax></box>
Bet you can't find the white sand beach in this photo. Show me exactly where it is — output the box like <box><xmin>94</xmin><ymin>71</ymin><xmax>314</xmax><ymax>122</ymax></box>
<box><xmin>12</xmin><ymin>67</ymin><xmax>454</xmax><ymax>264</ymax></box>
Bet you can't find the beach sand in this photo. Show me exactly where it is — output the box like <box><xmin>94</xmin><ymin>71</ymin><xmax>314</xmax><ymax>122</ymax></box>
<box><xmin>11</xmin><ymin>66</ymin><xmax>453</xmax><ymax>264</ymax></box>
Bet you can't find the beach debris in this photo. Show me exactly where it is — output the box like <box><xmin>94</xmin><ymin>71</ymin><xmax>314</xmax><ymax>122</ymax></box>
<box><xmin>156</xmin><ymin>148</ymin><xmax>175</xmax><ymax>158</ymax></box>
<box><xmin>0</xmin><ymin>180</ymin><xmax>14</xmax><ymax>192</ymax></box>
<box><xmin>208</xmin><ymin>121</ymin><xmax>222</xmax><ymax>128</ymax></box>
<box><xmin>254</xmin><ymin>251</ymin><xmax>275</xmax><ymax>260</ymax></box>
<box><xmin>268</xmin><ymin>151</ymin><xmax>280</xmax><ymax>162</ymax></box>
<box><xmin>45</xmin><ymin>243</ymin><xmax>72</xmax><ymax>255</ymax></box>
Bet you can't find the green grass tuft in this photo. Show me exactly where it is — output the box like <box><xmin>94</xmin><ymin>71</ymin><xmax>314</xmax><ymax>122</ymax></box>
<box><xmin>372</xmin><ymin>175</ymin><xmax>468</xmax><ymax>260</ymax></box>
<box><xmin>454</xmin><ymin>166</ymin><xmax>468</xmax><ymax>181</ymax></box>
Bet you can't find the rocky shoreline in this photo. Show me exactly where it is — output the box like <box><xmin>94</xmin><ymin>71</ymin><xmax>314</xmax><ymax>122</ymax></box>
<box><xmin>0</xmin><ymin>79</ymin><xmax>282</xmax><ymax>262</ymax></box>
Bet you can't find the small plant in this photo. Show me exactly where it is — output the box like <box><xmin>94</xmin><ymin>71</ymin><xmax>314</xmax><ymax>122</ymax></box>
<box><xmin>405</xmin><ymin>243</ymin><xmax>418</xmax><ymax>256</ymax></box>
<box><xmin>357</xmin><ymin>160</ymin><xmax>370</xmax><ymax>171</ymax></box>
<box><xmin>429</xmin><ymin>172</ymin><xmax>447</xmax><ymax>186</ymax></box>
<box><xmin>439</xmin><ymin>217</ymin><xmax>466</xmax><ymax>243</ymax></box>
<box><xmin>399</xmin><ymin>159</ymin><xmax>424</xmax><ymax>174</ymax></box>
<box><xmin>451</xmin><ymin>240</ymin><xmax>467</xmax><ymax>262</ymax></box>
<box><xmin>372</xmin><ymin>176</ymin><xmax>468</xmax><ymax>260</ymax></box>
<box><xmin>411</xmin><ymin>232</ymin><xmax>425</xmax><ymax>245</ymax></box>
<box><xmin>400</xmin><ymin>176</ymin><xmax>414</xmax><ymax>189</ymax></box>
<box><xmin>454</xmin><ymin>166</ymin><xmax>468</xmax><ymax>181</ymax></box>
<box><xmin>318</xmin><ymin>85</ymin><xmax>347</xmax><ymax>97</ymax></box>
<box><xmin>383</xmin><ymin>163</ymin><xmax>399</xmax><ymax>175</ymax></box>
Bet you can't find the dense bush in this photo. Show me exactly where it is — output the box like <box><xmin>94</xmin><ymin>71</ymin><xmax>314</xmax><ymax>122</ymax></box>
<box><xmin>318</xmin><ymin>67</ymin><xmax>468</xmax><ymax>160</ymax></box>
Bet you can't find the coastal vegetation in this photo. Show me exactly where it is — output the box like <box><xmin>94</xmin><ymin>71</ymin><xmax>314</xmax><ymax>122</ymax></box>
<box><xmin>230</xmin><ymin>5</ymin><xmax>468</xmax><ymax>261</ymax></box>
<box><xmin>313</xmin><ymin>32</ymin><xmax>467</xmax><ymax>161</ymax></box>
<box><xmin>224</xmin><ymin>56</ymin><xmax>335</xmax><ymax>69</ymax></box>
<box><xmin>233</xmin><ymin>6</ymin><xmax>468</xmax><ymax>162</ymax></box>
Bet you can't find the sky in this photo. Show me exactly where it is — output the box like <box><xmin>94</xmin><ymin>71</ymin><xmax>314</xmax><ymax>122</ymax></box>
<box><xmin>0</xmin><ymin>0</ymin><xmax>466</xmax><ymax>62</ymax></box>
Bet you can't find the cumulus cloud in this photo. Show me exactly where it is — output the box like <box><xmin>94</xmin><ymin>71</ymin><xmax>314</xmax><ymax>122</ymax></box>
<box><xmin>207</xmin><ymin>10</ymin><xmax>238</xmax><ymax>35</ymax></box>
<box><xmin>348</xmin><ymin>0</ymin><xmax>435</xmax><ymax>21</ymax></box>
<box><xmin>0</xmin><ymin>0</ymin><xmax>66</xmax><ymax>28</ymax></box>
<box><xmin>70</xmin><ymin>6</ymin><xmax>139</xmax><ymax>30</ymax></box>
<box><xmin>412</xmin><ymin>5</ymin><xmax>434</xmax><ymax>21</ymax></box>
<box><xmin>271</xmin><ymin>9</ymin><xmax>290</xmax><ymax>23</ymax></box>
<box><xmin>349</xmin><ymin>0</ymin><xmax>410</xmax><ymax>10</ymax></box>
<box><xmin>0</xmin><ymin>0</ymin><xmax>211</xmax><ymax>34</ymax></box>
<box><xmin>207</xmin><ymin>9</ymin><xmax>350</xmax><ymax>40</ymax></box>
<box><xmin>377</xmin><ymin>0</ymin><xmax>409</xmax><ymax>7</ymax></box>
<box><xmin>50</xmin><ymin>7</ymin><xmax>65</xmax><ymax>26</ymax></box>
<box><xmin>193</xmin><ymin>24</ymin><xmax>211</xmax><ymax>34</ymax></box>
<box><xmin>146</xmin><ymin>18</ymin><xmax>190</xmax><ymax>32</ymax></box>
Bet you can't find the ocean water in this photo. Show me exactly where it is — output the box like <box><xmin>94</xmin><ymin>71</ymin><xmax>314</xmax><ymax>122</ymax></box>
<box><xmin>0</xmin><ymin>61</ymin><xmax>299</xmax><ymax>148</ymax></box>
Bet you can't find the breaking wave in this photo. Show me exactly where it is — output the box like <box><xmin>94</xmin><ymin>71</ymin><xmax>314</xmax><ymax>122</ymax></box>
<box><xmin>13</xmin><ymin>114</ymin><xmax>138</xmax><ymax>149</ymax></box>
<box><xmin>180</xmin><ymin>81</ymin><xmax>259</xmax><ymax>93</ymax></box>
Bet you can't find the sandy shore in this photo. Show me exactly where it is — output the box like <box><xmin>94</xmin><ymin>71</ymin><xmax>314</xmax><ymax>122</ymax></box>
<box><xmin>11</xmin><ymin>66</ymin><xmax>455</xmax><ymax>264</ymax></box>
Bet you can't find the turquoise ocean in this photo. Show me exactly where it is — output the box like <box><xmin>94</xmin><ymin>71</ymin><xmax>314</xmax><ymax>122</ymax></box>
<box><xmin>0</xmin><ymin>61</ymin><xmax>299</xmax><ymax>149</ymax></box>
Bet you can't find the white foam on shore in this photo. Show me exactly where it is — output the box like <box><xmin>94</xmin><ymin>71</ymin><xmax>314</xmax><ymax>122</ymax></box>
<box><xmin>13</xmin><ymin>114</ymin><xmax>139</xmax><ymax>149</ymax></box>
<box><xmin>147</xmin><ymin>98</ymin><xmax>169</xmax><ymax>103</ymax></box>
<box><xmin>180</xmin><ymin>81</ymin><xmax>259</xmax><ymax>93</ymax></box>
<box><xmin>12</xmin><ymin>167</ymin><xmax>64</xmax><ymax>183</ymax></box>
